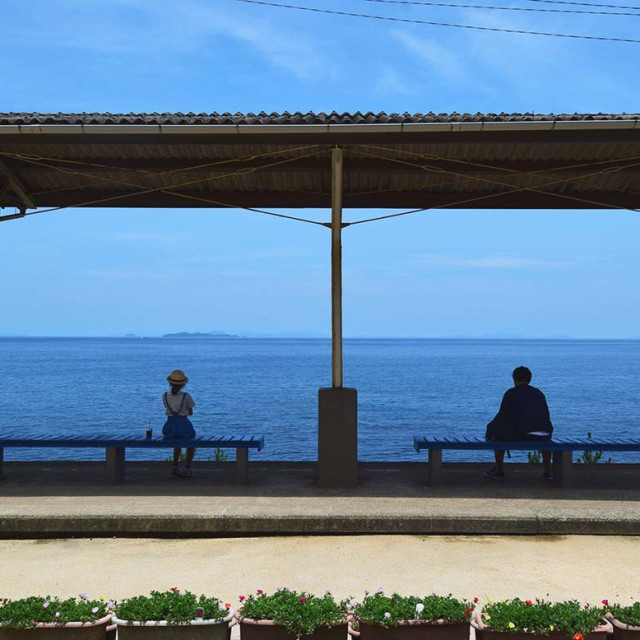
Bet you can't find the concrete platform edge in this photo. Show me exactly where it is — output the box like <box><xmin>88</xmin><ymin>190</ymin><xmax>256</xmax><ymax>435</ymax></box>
<box><xmin>1</xmin><ymin>514</ymin><xmax>639</xmax><ymax>537</ymax></box>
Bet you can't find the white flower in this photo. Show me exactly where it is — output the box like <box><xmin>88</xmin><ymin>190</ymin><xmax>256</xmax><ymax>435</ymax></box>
<box><xmin>384</xmin><ymin>612</ymin><xmax>391</xmax><ymax>619</ymax></box>
<box><xmin>416</xmin><ymin>604</ymin><xmax>425</xmax><ymax>614</ymax></box>
<box><xmin>91</xmin><ymin>607</ymin><xmax>99</xmax><ymax>614</ymax></box>
<box><xmin>43</xmin><ymin>601</ymin><xmax>50</xmax><ymax>609</ymax></box>
<box><xmin>55</xmin><ymin>612</ymin><xmax>61</xmax><ymax>618</ymax></box>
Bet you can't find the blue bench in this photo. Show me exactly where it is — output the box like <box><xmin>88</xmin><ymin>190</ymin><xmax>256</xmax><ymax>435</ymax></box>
<box><xmin>0</xmin><ymin>434</ymin><xmax>265</xmax><ymax>484</ymax></box>
<box><xmin>413</xmin><ymin>435</ymin><xmax>640</xmax><ymax>486</ymax></box>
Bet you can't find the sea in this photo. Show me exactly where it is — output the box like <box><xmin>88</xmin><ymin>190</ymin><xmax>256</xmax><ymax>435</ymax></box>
<box><xmin>1</xmin><ymin>337</ymin><xmax>639</xmax><ymax>463</ymax></box>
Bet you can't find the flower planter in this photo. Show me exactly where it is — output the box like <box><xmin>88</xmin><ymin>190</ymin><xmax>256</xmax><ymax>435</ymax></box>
<box><xmin>0</xmin><ymin>615</ymin><xmax>112</xmax><ymax>640</ymax></box>
<box><xmin>349</xmin><ymin>617</ymin><xmax>469</xmax><ymax>640</ymax></box>
<box><xmin>606</xmin><ymin>614</ymin><xmax>640</xmax><ymax>640</ymax></box>
<box><xmin>471</xmin><ymin>614</ymin><xmax>613</xmax><ymax>640</ymax></box>
<box><xmin>238</xmin><ymin>615</ymin><xmax>348</xmax><ymax>640</ymax></box>
<box><xmin>112</xmin><ymin>612</ymin><xmax>233</xmax><ymax>640</ymax></box>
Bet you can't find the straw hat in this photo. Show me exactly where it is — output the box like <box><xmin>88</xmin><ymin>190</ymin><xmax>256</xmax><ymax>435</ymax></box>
<box><xmin>167</xmin><ymin>369</ymin><xmax>189</xmax><ymax>385</ymax></box>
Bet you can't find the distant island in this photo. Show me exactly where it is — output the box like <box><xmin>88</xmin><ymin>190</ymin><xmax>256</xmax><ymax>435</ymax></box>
<box><xmin>161</xmin><ymin>331</ymin><xmax>238</xmax><ymax>339</ymax></box>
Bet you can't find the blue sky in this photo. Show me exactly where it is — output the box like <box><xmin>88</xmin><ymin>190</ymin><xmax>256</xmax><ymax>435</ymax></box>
<box><xmin>1</xmin><ymin>0</ymin><xmax>639</xmax><ymax>338</ymax></box>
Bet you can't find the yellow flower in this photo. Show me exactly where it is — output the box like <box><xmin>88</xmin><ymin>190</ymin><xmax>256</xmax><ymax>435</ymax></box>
<box><xmin>487</xmin><ymin>600</ymin><xmax>493</xmax><ymax>605</ymax></box>
<box><xmin>484</xmin><ymin>615</ymin><xmax>492</xmax><ymax>621</ymax></box>
<box><xmin>99</xmin><ymin>595</ymin><xmax>105</xmax><ymax>601</ymax></box>
<box><xmin>550</xmin><ymin>626</ymin><xmax>555</xmax><ymax>631</ymax></box>
<box><xmin>508</xmin><ymin>623</ymin><xmax>515</xmax><ymax>629</ymax></box>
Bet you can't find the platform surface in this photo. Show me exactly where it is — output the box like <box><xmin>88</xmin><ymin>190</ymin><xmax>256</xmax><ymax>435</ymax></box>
<box><xmin>1</xmin><ymin>461</ymin><xmax>639</xmax><ymax>536</ymax></box>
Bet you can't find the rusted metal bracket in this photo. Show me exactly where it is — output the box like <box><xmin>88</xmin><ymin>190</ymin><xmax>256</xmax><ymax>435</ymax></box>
<box><xmin>0</xmin><ymin>159</ymin><xmax>36</xmax><ymax>210</ymax></box>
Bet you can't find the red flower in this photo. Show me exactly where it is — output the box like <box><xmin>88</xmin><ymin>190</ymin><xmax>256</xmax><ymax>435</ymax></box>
<box><xmin>239</xmin><ymin>595</ymin><xmax>245</xmax><ymax>602</ymax></box>
<box><xmin>2</xmin><ymin>598</ymin><xmax>7</xmax><ymax>604</ymax></box>
<box><xmin>225</xmin><ymin>603</ymin><xmax>231</xmax><ymax>609</ymax></box>
<box><xmin>474</xmin><ymin>597</ymin><xmax>479</xmax><ymax>603</ymax></box>
<box><xmin>602</xmin><ymin>600</ymin><xmax>609</xmax><ymax>606</ymax></box>
<box><xmin>170</xmin><ymin>587</ymin><xmax>180</xmax><ymax>593</ymax></box>
<box><xmin>525</xmin><ymin>600</ymin><xmax>533</xmax><ymax>606</ymax></box>
<box><xmin>574</xmin><ymin>634</ymin><xmax>584</xmax><ymax>640</ymax></box>
<box><xmin>32</xmin><ymin>621</ymin><xmax>38</xmax><ymax>626</ymax></box>
<box><xmin>257</xmin><ymin>589</ymin><xmax>263</xmax><ymax>595</ymax></box>
<box><xmin>300</xmin><ymin>596</ymin><xmax>307</xmax><ymax>602</ymax></box>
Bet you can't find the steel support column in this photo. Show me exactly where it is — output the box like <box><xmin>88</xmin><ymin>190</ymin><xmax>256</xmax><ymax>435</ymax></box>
<box><xmin>331</xmin><ymin>147</ymin><xmax>344</xmax><ymax>388</ymax></box>
<box><xmin>318</xmin><ymin>146</ymin><xmax>358</xmax><ymax>487</ymax></box>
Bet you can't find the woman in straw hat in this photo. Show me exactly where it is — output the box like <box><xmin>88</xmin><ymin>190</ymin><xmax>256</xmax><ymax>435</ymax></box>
<box><xmin>162</xmin><ymin>369</ymin><xmax>196</xmax><ymax>477</ymax></box>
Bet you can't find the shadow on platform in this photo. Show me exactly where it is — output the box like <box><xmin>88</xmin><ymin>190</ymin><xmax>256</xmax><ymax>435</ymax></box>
<box><xmin>1</xmin><ymin>461</ymin><xmax>639</xmax><ymax>500</ymax></box>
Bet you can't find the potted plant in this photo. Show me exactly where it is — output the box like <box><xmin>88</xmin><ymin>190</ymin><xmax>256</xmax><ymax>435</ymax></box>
<box><xmin>349</xmin><ymin>590</ymin><xmax>473</xmax><ymax>640</ymax></box>
<box><xmin>112</xmin><ymin>588</ymin><xmax>233</xmax><ymax>640</ymax></box>
<box><xmin>471</xmin><ymin>598</ymin><xmax>613</xmax><ymax>640</ymax></box>
<box><xmin>604</xmin><ymin>600</ymin><xmax>640</xmax><ymax>640</ymax></box>
<box><xmin>236</xmin><ymin>588</ymin><xmax>348</xmax><ymax>640</ymax></box>
<box><xmin>0</xmin><ymin>594</ymin><xmax>112</xmax><ymax>639</ymax></box>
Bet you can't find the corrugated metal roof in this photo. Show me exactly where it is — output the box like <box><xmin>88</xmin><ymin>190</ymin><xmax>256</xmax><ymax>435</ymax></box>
<box><xmin>1</xmin><ymin>112</ymin><xmax>639</xmax><ymax>212</ymax></box>
<box><xmin>1</xmin><ymin>111</ymin><xmax>639</xmax><ymax>125</ymax></box>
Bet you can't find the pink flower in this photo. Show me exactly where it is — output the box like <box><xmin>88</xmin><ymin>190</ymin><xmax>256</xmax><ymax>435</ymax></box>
<box><xmin>602</xmin><ymin>600</ymin><xmax>609</xmax><ymax>606</ymax></box>
<box><xmin>43</xmin><ymin>601</ymin><xmax>50</xmax><ymax>608</ymax></box>
<box><xmin>257</xmin><ymin>590</ymin><xmax>263</xmax><ymax>595</ymax></box>
<box><xmin>55</xmin><ymin>612</ymin><xmax>61</xmax><ymax>618</ymax></box>
<box><xmin>300</xmin><ymin>596</ymin><xmax>307</xmax><ymax>602</ymax></box>
<box><xmin>79</xmin><ymin>593</ymin><xmax>89</xmax><ymax>601</ymax></box>
<box><xmin>239</xmin><ymin>595</ymin><xmax>245</xmax><ymax>602</ymax></box>
<box><xmin>92</xmin><ymin>607</ymin><xmax>99</xmax><ymax>614</ymax></box>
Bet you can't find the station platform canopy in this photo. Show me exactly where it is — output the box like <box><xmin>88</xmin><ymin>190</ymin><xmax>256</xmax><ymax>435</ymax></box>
<box><xmin>0</xmin><ymin>111</ymin><xmax>639</xmax><ymax>217</ymax></box>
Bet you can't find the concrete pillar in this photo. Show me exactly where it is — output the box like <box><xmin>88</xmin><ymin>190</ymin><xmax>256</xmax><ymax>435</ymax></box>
<box><xmin>318</xmin><ymin>387</ymin><xmax>358</xmax><ymax>487</ymax></box>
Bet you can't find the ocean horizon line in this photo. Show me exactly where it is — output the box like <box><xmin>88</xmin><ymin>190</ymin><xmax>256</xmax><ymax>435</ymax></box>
<box><xmin>2</xmin><ymin>334</ymin><xmax>640</xmax><ymax>341</ymax></box>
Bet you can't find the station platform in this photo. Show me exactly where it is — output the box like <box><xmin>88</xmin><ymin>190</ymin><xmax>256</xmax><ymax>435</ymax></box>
<box><xmin>1</xmin><ymin>461</ymin><xmax>639</xmax><ymax>537</ymax></box>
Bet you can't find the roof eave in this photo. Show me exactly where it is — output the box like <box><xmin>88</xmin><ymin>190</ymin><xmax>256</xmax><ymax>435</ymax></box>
<box><xmin>1</xmin><ymin>119</ymin><xmax>639</xmax><ymax>136</ymax></box>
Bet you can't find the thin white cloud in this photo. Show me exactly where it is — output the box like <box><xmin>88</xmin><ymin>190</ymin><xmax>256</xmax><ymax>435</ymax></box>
<box><xmin>374</xmin><ymin>65</ymin><xmax>416</xmax><ymax>97</ymax></box>
<box><xmin>80</xmin><ymin>268</ymin><xmax>196</xmax><ymax>280</ymax></box>
<box><xmin>391</xmin><ymin>30</ymin><xmax>464</xmax><ymax>80</ymax></box>
<box><xmin>18</xmin><ymin>0</ymin><xmax>335</xmax><ymax>83</ymax></box>
<box><xmin>416</xmin><ymin>254</ymin><xmax>573</xmax><ymax>269</ymax></box>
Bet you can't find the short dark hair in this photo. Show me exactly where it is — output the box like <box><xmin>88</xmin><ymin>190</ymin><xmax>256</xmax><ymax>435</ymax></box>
<box><xmin>512</xmin><ymin>366</ymin><xmax>532</xmax><ymax>384</ymax></box>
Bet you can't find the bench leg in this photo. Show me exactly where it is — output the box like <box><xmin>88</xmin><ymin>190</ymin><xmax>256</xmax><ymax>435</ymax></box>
<box><xmin>552</xmin><ymin>450</ymin><xmax>573</xmax><ymax>487</ymax></box>
<box><xmin>426</xmin><ymin>449</ymin><xmax>443</xmax><ymax>486</ymax></box>
<box><xmin>235</xmin><ymin>448</ymin><xmax>249</xmax><ymax>484</ymax></box>
<box><xmin>106</xmin><ymin>447</ymin><xmax>125</xmax><ymax>483</ymax></box>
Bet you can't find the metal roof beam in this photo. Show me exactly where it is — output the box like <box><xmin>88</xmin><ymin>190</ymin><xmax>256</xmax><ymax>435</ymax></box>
<box><xmin>0</xmin><ymin>159</ymin><xmax>36</xmax><ymax>209</ymax></box>
<box><xmin>23</xmin><ymin>188</ymin><xmax>640</xmax><ymax>210</ymax></box>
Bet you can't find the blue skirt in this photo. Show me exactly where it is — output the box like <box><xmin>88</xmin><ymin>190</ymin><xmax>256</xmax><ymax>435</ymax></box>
<box><xmin>162</xmin><ymin>416</ymin><xmax>196</xmax><ymax>440</ymax></box>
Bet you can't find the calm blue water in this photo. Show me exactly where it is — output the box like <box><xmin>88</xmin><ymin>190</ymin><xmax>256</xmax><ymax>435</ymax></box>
<box><xmin>1</xmin><ymin>337</ymin><xmax>639</xmax><ymax>462</ymax></box>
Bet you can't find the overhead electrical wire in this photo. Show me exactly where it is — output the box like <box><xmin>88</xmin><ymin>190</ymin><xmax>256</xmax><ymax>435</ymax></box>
<box><xmin>234</xmin><ymin>0</ymin><xmax>640</xmax><ymax>43</ymax></box>
<box><xmin>523</xmin><ymin>0</ymin><xmax>640</xmax><ymax>10</ymax></box>
<box><xmin>363</xmin><ymin>0</ymin><xmax>640</xmax><ymax>16</ymax></box>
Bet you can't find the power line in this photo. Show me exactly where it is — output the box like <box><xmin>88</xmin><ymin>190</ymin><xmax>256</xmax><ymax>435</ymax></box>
<box><xmin>364</xmin><ymin>0</ymin><xmax>640</xmax><ymax>16</ymax></box>
<box><xmin>524</xmin><ymin>0</ymin><xmax>640</xmax><ymax>10</ymax></box>
<box><xmin>235</xmin><ymin>0</ymin><xmax>640</xmax><ymax>43</ymax></box>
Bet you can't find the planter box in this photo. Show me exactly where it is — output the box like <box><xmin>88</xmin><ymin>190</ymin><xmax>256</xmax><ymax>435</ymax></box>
<box><xmin>0</xmin><ymin>615</ymin><xmax>112</xmax><ymax>640</ymax></box>
<box><xmin>349</xmin><ymin>618</ymin><xmax>469</xmax><ymax>640</ymax></box>
<box><xmin>238</xmin><ymin>616</ymin><xmax>348</xmax><ymax>640</ymax></box>
<box><xmin>471</xmin><ymin>615</ymin><xmax>613</xmax><ymax>640</ymax></box>
<box><xmin>112</xmin><ymin>612</ymin><xmax>233</xmax><ymax>640</ymax></box>
<box><xmin>607</xmin><ymin>615</ymin><xmax>640</xmax><ymax>640</ymax></box>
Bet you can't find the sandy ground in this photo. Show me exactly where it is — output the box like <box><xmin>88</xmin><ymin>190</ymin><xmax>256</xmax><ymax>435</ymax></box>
<box><xmin>1</xmin><ymin>535</ymin><xmax>638</xmax><ymax>604</ymax></box>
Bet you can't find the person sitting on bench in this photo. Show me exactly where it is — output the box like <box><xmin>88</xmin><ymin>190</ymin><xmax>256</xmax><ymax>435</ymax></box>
<box><xmin>484</xmin><ymin>366</ymin><xmax>553</xmax><ymax>480</ymax></box>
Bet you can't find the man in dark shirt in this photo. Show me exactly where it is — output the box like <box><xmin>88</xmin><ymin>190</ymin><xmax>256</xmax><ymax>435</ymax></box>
<box><xmin>484</xmin><ymin>366</ymin><xmax>553</xmax><ymax>480</ymax></box>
